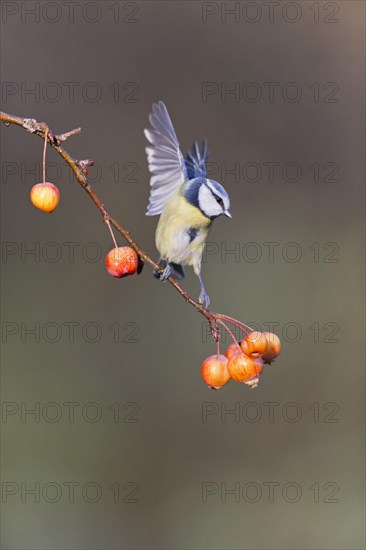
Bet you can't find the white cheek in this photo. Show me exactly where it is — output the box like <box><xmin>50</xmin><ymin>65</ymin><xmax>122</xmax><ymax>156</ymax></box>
<box><xmin>199</xmin><ymin>186</ymin><xmax>222</xmax><ymax>216</ymax></box>
<box><xmin>198</xmin><ymin>185</ymin><xmax>210</xmax><ymax>204</ymax></box>
<box><xmin>212</xmin><ymin>203</ymin><xmax>224</xmax><ymax>216</ymax></box>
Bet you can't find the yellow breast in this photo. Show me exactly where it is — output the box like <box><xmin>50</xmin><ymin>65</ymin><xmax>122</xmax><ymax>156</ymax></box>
<box><xmin>155</xmin><ymin>194</ymin><xmax>211</xmax><ymax>266</ymax></box>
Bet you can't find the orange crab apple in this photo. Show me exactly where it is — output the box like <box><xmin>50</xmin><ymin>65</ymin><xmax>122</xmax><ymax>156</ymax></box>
<box><xmin>30</xmin><ymin>182</ymin><xmax>60</xmax><ymax>213</ymax></box>
<box><xmin>225</xmin><ymin>341</ymin><xmax>241</xmax><ymax>360</ymax></box>
<box><xmin>244</xmin><ymin>357</ymin><xmax>265</xmax><ymax>388</ymax></box>
<box><xmin>227</xmin><ymin>352</ymin><xmax>263</xmax><ymax>387</ymax></box>
<box><xmin>105</xmin><ymin>246</ymin><xmax>138</xmax><ymax>278</ymax></box>
<box><xmin>262</xmin><ymin>332</ymin><xmax>281</xmax><ymax>364</ymax></box>
<box><xmin>240</xmin><ymin>331</ymin><xmax>267</xmax><ymax>358</ymax></box>
<box><xmin>201</xmin><ymin>354</ymin><xmax>230</xmax><ymax>389</ymax></box>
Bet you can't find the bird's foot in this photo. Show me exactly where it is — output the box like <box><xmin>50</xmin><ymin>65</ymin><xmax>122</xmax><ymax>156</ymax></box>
<box><xmin>160</xmin><ymin>264</ymin><xmax>172</xmax><ymax>282</ymax></box>
<box><xmin>199</xmin><ymin>289</ymin><xmax>211</xmax><ymax>309</ymax></box>
<box><xmin>198</xmin><ymin>274</ymin><xmax>210</xmax><ymax>308</ymax></box>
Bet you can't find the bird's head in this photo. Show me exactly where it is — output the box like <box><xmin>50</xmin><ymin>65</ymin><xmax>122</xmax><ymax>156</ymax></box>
<box><xmin>184</xmin><ymin>178</ymin><xmax>232</xmax><ymax>220</ymax></box>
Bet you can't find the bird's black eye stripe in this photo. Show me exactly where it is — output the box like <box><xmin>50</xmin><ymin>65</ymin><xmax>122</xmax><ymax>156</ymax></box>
<box><xmin>212</xmin><ymin>193</ymin><xmax>223</xmax><ymax>205</ymax></box>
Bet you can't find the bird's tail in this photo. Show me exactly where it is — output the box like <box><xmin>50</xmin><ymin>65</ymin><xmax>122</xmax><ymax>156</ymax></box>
<box><xmin>153</xmin><ymin>259</ymin><xmax>185</xmax><ymax>281</ymax></box>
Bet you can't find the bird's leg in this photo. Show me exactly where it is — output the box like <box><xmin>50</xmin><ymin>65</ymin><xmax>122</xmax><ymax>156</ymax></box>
<box><xmin>198</xmin><ymin>274</ymin><xmax>210</xmax><ymax>308</ymax></box>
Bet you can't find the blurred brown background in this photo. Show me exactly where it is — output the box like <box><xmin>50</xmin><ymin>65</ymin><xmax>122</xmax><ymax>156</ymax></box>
<box><xmin>1</xmin><ymin>1</ymin><xmax>365</xmax><ymax>549</ymax></box>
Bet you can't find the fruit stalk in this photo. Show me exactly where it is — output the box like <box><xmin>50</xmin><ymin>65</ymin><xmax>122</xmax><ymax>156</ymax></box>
<box><xmin>42</xmin><ymin>126</ymin><xmax>48</xmax><ymax>184</ymax></box>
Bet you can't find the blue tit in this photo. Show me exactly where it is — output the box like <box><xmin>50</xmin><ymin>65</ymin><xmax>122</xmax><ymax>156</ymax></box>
<box><xmin>144</xmin><ymin>101</ymin><xmax>231</xmax><ymax>308</ymax></box>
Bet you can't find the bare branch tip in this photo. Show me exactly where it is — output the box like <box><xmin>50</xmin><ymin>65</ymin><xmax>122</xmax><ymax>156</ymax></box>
<box><xmin>56</xmin><ymin>127</ymin><xmax>82</xmax><ymax>142</ymax></box>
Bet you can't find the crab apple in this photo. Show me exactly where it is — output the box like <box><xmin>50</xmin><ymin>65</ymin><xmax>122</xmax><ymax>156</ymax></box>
<box><xmin>240</xmin><ymin>331</ymin><xmax>267</xmax><ymax>358</ymax></box>
<box><xmin>262</xmin><ymin>332</ymin><xmax>281</xmax><ymax>364</ymax></box>
<box><xmin>105</xmin><ymin>246</ymin><xmax>138</xmax><ymax>278</ymax></box>
<box><xmin>227</xmin><ymin>352</ymin><xmax>263</xmax><ymax>386</ymax></box>
<box><xmin>30</xmin><ymin>182</ymin><xmax>60</xmax><ymax>213</ymax></box>
<box><xmin>201</xmin><ymin>354</ymin><xmax>230</xmax><ymax>389</ymax></box>
<box><xmin>225</xmin><ymin>341</ymin><xmax>241</xmax><ymax>360</ymax></box>
<box><xmin>244</xmin><ymin>357</ymin><xmax>264</xmax><ymax>388</ymax></box>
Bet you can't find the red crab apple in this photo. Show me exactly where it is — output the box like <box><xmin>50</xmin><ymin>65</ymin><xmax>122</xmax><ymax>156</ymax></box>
<box><xmin>201</xmin><ymin>354</ymin><xmax>230</xmax><ymax>389</ymax></box>
<box><xmin>30</xmin><ymin>182</ymin><xmax>60</xmax><ymax>213</ymax></box>
<box><xmin>105</xmin><ymin>246</ymin><xmax>138</xmax><ymax>278</ymax></box>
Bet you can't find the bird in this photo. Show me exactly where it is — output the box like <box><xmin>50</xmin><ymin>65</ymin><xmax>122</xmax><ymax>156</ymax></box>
<box><xmin>144</xmin><ymin>101</ymin><xmax>231</xmax><ymax>308</ymax></box>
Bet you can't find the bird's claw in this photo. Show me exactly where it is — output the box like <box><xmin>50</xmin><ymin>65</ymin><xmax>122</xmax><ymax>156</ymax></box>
<box><xmin>160</xmin><ymin>265</ymin><xmax>172</xmax><ymax>281</ymax></box>
<box><xmin>199</xmin><ymin>290</ymin><xmax>210</xmax><ymax>309</ymax></box>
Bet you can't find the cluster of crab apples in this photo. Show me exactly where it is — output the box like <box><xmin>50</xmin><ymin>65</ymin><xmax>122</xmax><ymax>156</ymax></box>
<box><xmin>201</xmin><ymin>331</ymin><xmax>281</xmax><ymax>390</ymax></box>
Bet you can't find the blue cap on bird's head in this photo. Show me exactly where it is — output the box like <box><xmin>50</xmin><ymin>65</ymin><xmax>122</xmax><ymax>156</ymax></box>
<box><xmin>184</xmin><ymin>177</ymin><xmax>231</xmax><ymax>220</ymax></box>
<box><xmin>207</xmin><ymin>179</ymin><xmax>232</xmax><ymax>216</ymax></box>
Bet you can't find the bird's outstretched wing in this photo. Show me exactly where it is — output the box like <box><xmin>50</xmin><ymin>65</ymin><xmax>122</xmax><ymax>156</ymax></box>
<box><xmin>144</xmin><ymin>101</ymin><xmax>188</xmax><ymax>216</ymax></box>
<box><xmin>185</xmin><ymin>140</ymin><xmax>209</xmax><ymax>179</ymax></box>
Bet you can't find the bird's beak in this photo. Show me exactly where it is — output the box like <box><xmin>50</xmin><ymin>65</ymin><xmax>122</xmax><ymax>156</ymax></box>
<box><xmin>224</xmin><ymin>209</ymin><xmax>232</xmax><ymax>218</ymax></box>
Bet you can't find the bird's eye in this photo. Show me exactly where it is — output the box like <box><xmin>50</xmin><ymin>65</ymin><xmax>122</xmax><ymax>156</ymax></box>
<box><xmin>216</xmin><ymin>196</ymin><xmax>223</xmax><ymax>205</ymax></box>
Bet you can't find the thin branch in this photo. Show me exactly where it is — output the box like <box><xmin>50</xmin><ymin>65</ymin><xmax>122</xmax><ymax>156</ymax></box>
<box><xmin>0</xmin><ymin>110</ymin><xmax>219</xmax><ymax>337</ymax></box>
<box><xmin>56</xmin><ymin>127</ymin><xmax>81</xmax><ymax>142</ymax></box>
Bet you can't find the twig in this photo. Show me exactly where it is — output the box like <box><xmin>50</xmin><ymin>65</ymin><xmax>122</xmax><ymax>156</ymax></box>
<box><xmin>0</xmin><ymin>111</ymin><xmax>220</xmax><ymax>337</ymax></box>
<box><xmin>56</xmin><ymin>127</ymin><xmax>81</xmax><ymax>142</ymax></box>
